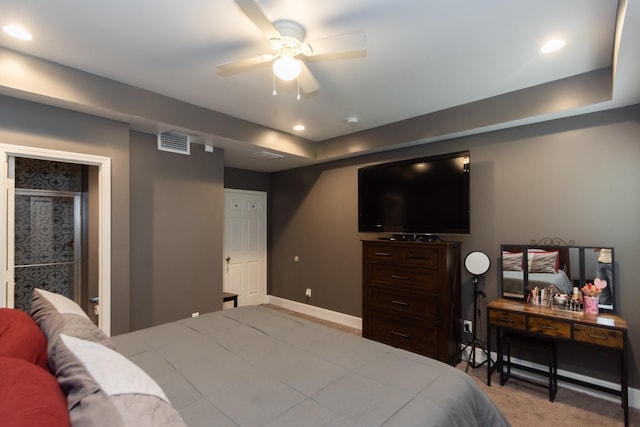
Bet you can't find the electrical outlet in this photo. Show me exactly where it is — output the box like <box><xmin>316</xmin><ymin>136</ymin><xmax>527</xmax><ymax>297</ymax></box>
<box><xmin>305</xmin><ymin>288</ymin><xmax>312</xmax><ymax>298</ymax></box>
<box><xmin>463</xmin><ymin>320</ymin><xmax>472</xmax><ymax>334</ymax></box>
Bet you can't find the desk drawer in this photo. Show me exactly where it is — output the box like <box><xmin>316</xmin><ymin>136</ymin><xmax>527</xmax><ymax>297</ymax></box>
<box><xmin>574</xmin><ymin>324</ymin><xmax>624</xmax><ymax>349</ymax></box>
<box><xmin>369</xmin><ymin>264</ymin><xmax>438</xmax><ymax>291</ymax></box>
<box><xmin>528</xmin><ymin>316</ymin><xmax>570</xmax><ymax>339</ymax></box>
<box><xmin>368</xmin><ymin>286</ymin><xmax>438</xmax><ymax>319</ymax></box>
<box><xmin>489</xmin><ymin>310</ymin><xmax>526</xmax><ymax>331</ymax></box>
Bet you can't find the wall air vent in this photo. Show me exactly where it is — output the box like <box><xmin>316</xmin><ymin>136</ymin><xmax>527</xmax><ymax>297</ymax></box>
<box><xmin>158</xmin><ymin>132</ymin><xmax>192</xmax><ymax>155</ymax></box>
<box><xmin>251</xmin><ymin>151</ymin><xmax>284</xmax><ymax>160</ymax></box>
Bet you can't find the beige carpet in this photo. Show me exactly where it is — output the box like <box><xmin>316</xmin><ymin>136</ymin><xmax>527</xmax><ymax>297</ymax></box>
<box><xmin>263</xmin><ymin>304</ymin><xmax>637</xmax><ymax>426</ymax></box>
<box><xmin>461</xmin><ymin>361</ymin><xmax>636</xmax><ymax>426</ymax></box>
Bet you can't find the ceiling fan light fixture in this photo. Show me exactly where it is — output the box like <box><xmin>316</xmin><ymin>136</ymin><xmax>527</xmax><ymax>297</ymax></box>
<box><xmin>540</xmin><ymin>38</ymin><xmax>565</xmax><ymax>53</ymax></box>
<box><xmin>3</xmin><ymin>25</ymin><xmax>32</xmax><ymax>40</ymax></box>
<box><xmin>273</xmin><ymin>52</ymin><xmax>302</xmax><ymax>81</ymax></box>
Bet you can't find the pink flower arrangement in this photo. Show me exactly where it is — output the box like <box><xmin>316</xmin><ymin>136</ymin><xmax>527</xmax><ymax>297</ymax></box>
<box><xmin>582</xmin><ymin>278</ymin><xmax>607</xmax><ymax>298</ymax></box>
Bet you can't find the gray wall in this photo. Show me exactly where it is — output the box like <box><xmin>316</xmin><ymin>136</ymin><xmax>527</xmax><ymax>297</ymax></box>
<box><xmin>0</xmin><ymin>95</ymin><xmax>132</xmax><ymax>335</ymax></box>
<box><xmin>130</xmin><ymin>132</ymin><xmax>224</xmax><ymax>330</ymax></box>
<box><xmin>0</xmin><ymin>95</ymin><xmax>226</xmax><ymax>335</ymax></box>
<box><xmin>269</xmin><ymin>104</ymin><xmax>640</xmax><ymax>386</ymax></box>
<box><xmin>224</xmin><ymin>167</ymin><xmax>270</xmax><ymax>192</ymax></box>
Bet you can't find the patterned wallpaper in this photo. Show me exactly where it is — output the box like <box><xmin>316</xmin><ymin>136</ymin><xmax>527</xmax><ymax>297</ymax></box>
<box><xmin>15</xmin><ymin>157</ymin><xmax>81</xmax><ymax>191</ymax></box>
<box><xmin>14</xmin><ymin>157</ymin><xmax>81</xmax><ymax>311</ymax></box>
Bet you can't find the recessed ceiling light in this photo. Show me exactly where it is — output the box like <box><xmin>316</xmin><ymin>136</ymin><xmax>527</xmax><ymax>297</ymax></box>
<box><xmin>2</xmin><ymin>25</ymin><xmax>32</xmax><ymax>41</ymax></box>
<box><xmin>540</xmin><ymin>39</ymin><xmax>565</xmax><ymax>53</ymax></box>
<box><xmin>293</xmin><ymin>124</ymin><xmax>305</xmax><ymax>131</ymax></box>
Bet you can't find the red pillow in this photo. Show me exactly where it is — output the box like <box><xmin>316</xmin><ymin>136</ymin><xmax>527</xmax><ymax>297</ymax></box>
<box><xmin>0</xmin><ymin>308</ymin><xmax>48</xmax><ymax>368</ymax></box>
<box><xmin>0</xmin><ymin>356</ymin><xmax>70</xmax><ymax>427</ymax></box>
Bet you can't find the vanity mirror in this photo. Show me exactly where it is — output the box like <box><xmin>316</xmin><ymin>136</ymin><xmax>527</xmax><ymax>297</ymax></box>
<box><xmin>500</xmin><ymin>239</ymin><xmax>615</xmax><ymax>312</ymax></box>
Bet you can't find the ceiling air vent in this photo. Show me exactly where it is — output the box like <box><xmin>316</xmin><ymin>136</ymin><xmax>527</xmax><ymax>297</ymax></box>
<box><xmin>158</xmin><ymin>131</ymin><xmax>192</xmax><ymax>155</ymax></box>
<box><xmin>251</xmin><ymin>151</ymin><xmax>284</xmax><ymax>160</ymax></box>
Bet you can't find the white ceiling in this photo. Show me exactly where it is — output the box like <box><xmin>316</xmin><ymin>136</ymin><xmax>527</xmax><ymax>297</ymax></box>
<box><xmin>0</xmin><ymin>0</ymin><xmax>638</xmax><ymax>172</ymax></box>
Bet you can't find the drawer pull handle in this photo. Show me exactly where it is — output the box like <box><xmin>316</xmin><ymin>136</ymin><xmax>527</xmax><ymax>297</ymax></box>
<box><xmin>540</xmin><ymin>325</ymin><xmax>558</xmax><ymax>331</ymax></box>
<box><xmin>499</xmin><ymin>317</ymin><xmax>515</xmax><ymax>323</ymax></box>
<box><xmin>391</xmin><ymin>330</ymin><xmax>410</xmax><ymax>339</ymax></box>
<box><xmin>409</xmin><ymin>255</ymin><xmax>430</xmax><ymax>260</ymax></box>
<box><xmin>391</xmin><ymin>274</ymin><xmax>409</xmax><ymax>280</ymax></box>
<box><xmin>391</xmin><ymin>300</ymin><xmax>409</xmax><ymax>306</ymax></box>
<box><xmin>588</xmin><ymin>333</ymin><xmax>607</xmax><ymax>340</ymax></box>
<box><xmin>375</xmin><ymin>252</ymin><xmax>392</xmax><ymax>257</ymax></box>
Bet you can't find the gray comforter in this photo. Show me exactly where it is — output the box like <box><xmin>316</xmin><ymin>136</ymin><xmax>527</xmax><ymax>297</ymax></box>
<box><xmin>113</xmin><ymin>306</ymin><xmax>510</xmax><ymax>427</ymax></box>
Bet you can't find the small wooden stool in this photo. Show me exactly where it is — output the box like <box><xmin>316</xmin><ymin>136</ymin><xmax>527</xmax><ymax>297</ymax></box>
<box><xmin>223</xmin><ymin>292</ymin><xmax>238</xmax><ymax>307</ymax></box>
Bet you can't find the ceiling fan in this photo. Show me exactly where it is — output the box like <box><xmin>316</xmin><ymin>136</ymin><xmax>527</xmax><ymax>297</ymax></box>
<box><xmin>217</xmin><ymin>0</ymin><xmax>367</xmax><ymax>95</ymax></box>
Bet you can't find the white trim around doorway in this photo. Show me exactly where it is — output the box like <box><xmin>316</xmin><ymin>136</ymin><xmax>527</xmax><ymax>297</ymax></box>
<box><xmin>0</xmin><ymin>143</ymin><xmax>112</xmax><ymax>336</ymax></box>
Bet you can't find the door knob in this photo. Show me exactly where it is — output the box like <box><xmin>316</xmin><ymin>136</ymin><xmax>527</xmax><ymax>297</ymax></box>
<box><xmin>225</xmin><ymin>256</ymin><xmax>231</xmax><ymax>263</ymax></box>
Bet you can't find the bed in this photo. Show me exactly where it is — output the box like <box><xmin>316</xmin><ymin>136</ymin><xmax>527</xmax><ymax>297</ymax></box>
<box><xmin>1</xmin><ymin>289</ymin><xmax>510</xmax><ymax>427</ymax></box>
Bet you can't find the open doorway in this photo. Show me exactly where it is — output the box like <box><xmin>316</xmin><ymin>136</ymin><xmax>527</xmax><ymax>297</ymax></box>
<box><xmin>12</xmin><ymin>158</ymin><xmax>99</xmax><ymax>324</ymax></box>
<box><xmin>0</xmin><ymin>143</ymin><xmax>112</xmax><ymax>335</ymax></box>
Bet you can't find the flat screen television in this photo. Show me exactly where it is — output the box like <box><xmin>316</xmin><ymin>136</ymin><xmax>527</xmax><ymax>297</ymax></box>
<box><xmin>358</xmin><ymin>151</ymin><xmax>470</xmax><ymax>236</ymax></box>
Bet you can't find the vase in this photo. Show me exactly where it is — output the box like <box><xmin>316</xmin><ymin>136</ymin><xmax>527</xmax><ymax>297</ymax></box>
<box><xmin>583</xmin><ymin>296</ymin><xmax>599</xmax><ymax>315</ymax></box>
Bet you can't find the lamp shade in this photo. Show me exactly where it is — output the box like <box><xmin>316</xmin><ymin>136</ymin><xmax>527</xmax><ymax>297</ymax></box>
<box><xmin>273</xmin><ymin>53</ymin><xmax>302</xmax><ymax>81</ymax></box>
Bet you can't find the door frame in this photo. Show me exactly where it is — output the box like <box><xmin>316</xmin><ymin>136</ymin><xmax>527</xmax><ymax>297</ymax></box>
<box><xmin>0</xmin><ymin>144</ymin><xmax>112</xmax><ymax>335</ymax></box>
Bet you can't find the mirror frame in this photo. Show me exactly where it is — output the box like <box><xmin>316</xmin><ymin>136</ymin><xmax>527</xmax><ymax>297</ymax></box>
<box><xmin>500</xmin><ymin>244</ymin><xmax>615</xmax><ymax>313</ymax></box>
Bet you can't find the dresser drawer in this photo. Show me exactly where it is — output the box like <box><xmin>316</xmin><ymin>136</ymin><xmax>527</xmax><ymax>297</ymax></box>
<box><xmin>400</xmin><ymin>246</ymin><xmax>440</xmax><ymax>267</ymax></box>
<box><xmin>369</xmin><ymin>264</ymin><xmax>438</xmax><ymax>291</ymax></box>
<box><xmin>528</xmin><ymin>316</ymin><xmax>571</xmax><ymax>339</ymax></box>
<box><xmin>367</xmin><ymin>286</ymin><xmax>438</xmax><ymax>319</ymax></box>
<box><xmin>489</xmin><ymin>310</ymin><xmax>526</xmax><ymax>331</ymax></box>
<box><xmin>574</xmin><ymin>324</ymin><xmax>624</xmax><ymax>349</ymax></box>
<box><xmin>367</xmin><ymin>312</ymin><xmax>439</xmax><ymax>359</ymax></box>
<box><xmin>365</xmin><ymin>244</ymin><xmax>400</xmax><ymax>264</ymax></box>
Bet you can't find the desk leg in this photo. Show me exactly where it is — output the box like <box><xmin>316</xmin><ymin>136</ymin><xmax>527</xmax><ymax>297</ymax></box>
<box><xmin>487</xmin><ymin>317</ymin><xmax>492</xmax><ymax>386</ymax></box>
<box><xmin>622</xmin><ymin>345</ymin><xmax>629</xmax><ymax>426</ymax></box>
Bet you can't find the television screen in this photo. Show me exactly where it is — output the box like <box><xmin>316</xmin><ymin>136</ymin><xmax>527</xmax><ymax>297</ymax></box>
<box><xmin>358</xmin><ymin>151</ymin><xmax>470</xmax><ymax>235</ymax></box>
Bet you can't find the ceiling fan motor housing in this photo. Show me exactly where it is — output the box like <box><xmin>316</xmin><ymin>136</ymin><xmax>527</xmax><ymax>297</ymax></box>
<box><xmin>271</xmin><ymin>20</ymin><xmax>305</xmax><ymax>52</ymax></box>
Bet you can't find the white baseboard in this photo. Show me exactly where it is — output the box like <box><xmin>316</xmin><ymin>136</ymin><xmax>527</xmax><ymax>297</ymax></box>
<box><xmin>461</xmin><ymin>346</ymin><xmax>640</xmax><ymax>410</ymax></box>
<box><xmin>266</xmin><ymin>295</ymin><xmax>362</xmax><ymax>331</ymax></box>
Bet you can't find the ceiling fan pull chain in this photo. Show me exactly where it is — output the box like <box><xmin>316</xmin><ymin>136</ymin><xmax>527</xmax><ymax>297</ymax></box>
<box><xmin>297</xmin><ymin>77</ymin><xmax>301</xmax><ymax>100</ymax></box>
<box><xmin>272</xmin><ymin>73</ymin><xmax>277</xmax><ymax>96</ymax></box>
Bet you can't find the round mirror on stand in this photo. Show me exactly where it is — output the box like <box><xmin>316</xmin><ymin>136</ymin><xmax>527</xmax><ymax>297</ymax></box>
<box><xmin>462</xmin><ymin>251</ymin><xmax>491</xmax><ymax>372</ymax></box>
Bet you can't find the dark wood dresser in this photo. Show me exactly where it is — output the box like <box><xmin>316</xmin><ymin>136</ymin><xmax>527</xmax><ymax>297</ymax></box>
<box><xmin>362</xmin><ymin>240</ymin><xmax>462</xmax><ymax>365</ymax></box>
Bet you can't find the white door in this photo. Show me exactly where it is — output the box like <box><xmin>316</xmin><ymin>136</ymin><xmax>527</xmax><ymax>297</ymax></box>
<box><xmin>223</xmin><ymin>189</ymin><xmax>267</xmax><ymax>306</ymax></box>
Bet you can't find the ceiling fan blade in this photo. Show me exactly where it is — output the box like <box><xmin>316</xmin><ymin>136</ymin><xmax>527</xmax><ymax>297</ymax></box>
<box><xmin>303</xmin><ymin>31</ymin><xmax>367</xmax><ymax>57</ymax></box>
<box><xmin>235</xmin><ymin>0</ymin><xmax>281</xmax><ymax>42</ymax></box>
<box><xmin>217</xmin><ymin>53</ymin><xmax>276</xmax><ymax>74</ymax></box>
<box><xmin>299</xmin><ymin>62</ymin><xmax>320</xmax><ymax>94</ymax></box>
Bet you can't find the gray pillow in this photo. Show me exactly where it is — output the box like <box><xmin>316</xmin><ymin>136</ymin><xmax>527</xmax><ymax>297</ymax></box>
<box><xmin>30</xmin><ymin>288</ymin><xmax>115</xmax><ymax>353</ymax></box>
<box><xmin>51</xmin><ymin>334</ymin><xmax>186</xmax><ymax>427</ymax></box>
